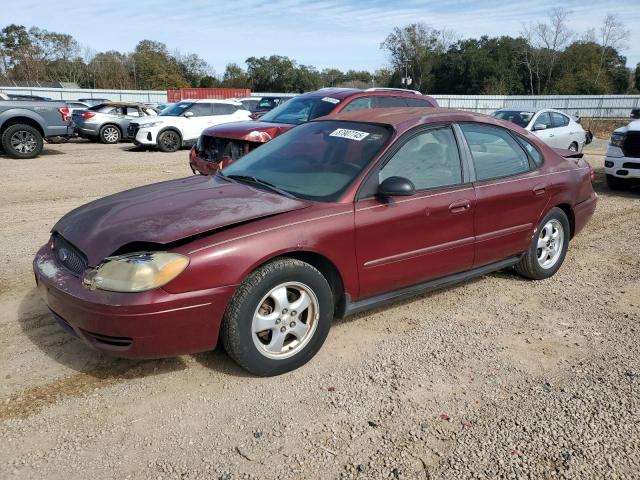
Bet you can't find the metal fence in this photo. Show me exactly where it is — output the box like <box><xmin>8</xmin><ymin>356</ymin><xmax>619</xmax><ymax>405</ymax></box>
<box><xmin>1</xmin><ymin>86</ymin><xmax>638</xmax><ymax>118</ymax></box>
<box><xmin>431</xmin><ymin>95</ymin><xmax>640</xmax><ymax>118</ymax></box>
<box><xmin>0</xmin><ymin>86</ymin><xmax>167</xmax><ymax>103</ymax></box>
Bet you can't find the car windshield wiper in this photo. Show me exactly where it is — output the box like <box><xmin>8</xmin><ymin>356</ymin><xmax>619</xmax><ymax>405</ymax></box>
<box><xmin>224</xmin><ymin>174</ymin><xmax>298</xmax><ymax>199</ymax></box>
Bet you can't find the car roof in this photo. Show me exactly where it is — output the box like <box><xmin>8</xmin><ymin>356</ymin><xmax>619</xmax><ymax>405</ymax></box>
<box><xmin>181</xmin><ymin>98</ymin><xmax>242</xmax><ymax>105</ymax></box>
<box><xmin>315</xmin><ymin>107</ymin><xmax>513</xmax><ymax>134</ymax></box>
<box><xmin>495</xmin><ymin>107</ymin><xmax>570</xmax><ymax>116</ymax></box>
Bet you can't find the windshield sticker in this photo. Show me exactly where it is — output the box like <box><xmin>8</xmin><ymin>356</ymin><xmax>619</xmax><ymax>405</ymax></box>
<box><xmin>321</xmin><ymin>97</ymin><xmax>340</xmax><ymax>104</ymax></box>
<box><xmin>329</xmin><ymin>128</ymin><xmax>370</xmax><ymax>141</ymax></box>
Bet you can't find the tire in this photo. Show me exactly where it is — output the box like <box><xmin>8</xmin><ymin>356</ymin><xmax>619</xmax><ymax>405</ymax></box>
<box><xmin>606</xmin><ymin>174</ymin><xmax>629</xmax><ymax>191</ymax></box>
<box><xmin>568</xmin><ymin>142</ymin><xmax>578</xmax><ymax>152</ymax></box>
<box><xmin>221</xmin><ymin>258</ymin><xmax>334</xmax><ymax>376</ymax></box>
<box><xmin>1</xmin><ymin>124</ymin><xmax>43</xmax><ymax>159</ymax></box>
<box><xmin>157</xmin><ymin>130</ymin><xmax>181</xmax><ymax>152</ymax></box>
<box><xmin>515</xmin><ymin>207</ymin><xmax>570</xmax><ymax>280</ymax></box>
<box><xmin>99</xmin><ymin>125</ymin><xmax>121</xmax><ymax>144</ymax></box>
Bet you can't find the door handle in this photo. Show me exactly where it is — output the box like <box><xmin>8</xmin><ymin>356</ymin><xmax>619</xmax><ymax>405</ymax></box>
<box><xmin>533</xmin><ymin>184</ymin><xmax>547</xmax><ymax>196</ymax></box>
<box><xmin>449</xmin><ymin>199</ymin><xmax>471</xmax><ymax>214</ymax></box>
<box><xmin>549</xmin><ymin>133</ymin><xmax>554</xmax><ymax>137</ymax></box>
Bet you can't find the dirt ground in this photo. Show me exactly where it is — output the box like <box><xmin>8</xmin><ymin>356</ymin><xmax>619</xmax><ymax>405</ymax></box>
<box><xmin>0</xmin><ymin>138</ymin><xmax>638</xmax><ymax>479</ymax></box>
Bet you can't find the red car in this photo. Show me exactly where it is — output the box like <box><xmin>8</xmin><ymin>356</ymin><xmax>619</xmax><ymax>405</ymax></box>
<box><xmin>189</xmin><ymin>87</ymin><xmax>438</xmax><ymax>175</ymax></box>
<box><xmin>34</xmin><ymin>108</ymin><xmax>597</xmax><ymax>376</ymax></box>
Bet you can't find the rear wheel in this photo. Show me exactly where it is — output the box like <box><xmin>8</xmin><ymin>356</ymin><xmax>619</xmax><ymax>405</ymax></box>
<box><xmin>516</xmin><ymin>207</ymin><xmax>569</xmax><ymax>280</ymax></box>
<box><xmin>1</xmin><ymin>124</ymin><xmax>43</xmax><ymax>159</ymax></box>
<box><xmin>221</xmin><ymin>258</ymin><xmax>333</xmax><ymax>376</ymax></box>
<box><xmin>99</xmin><ymin>125</ymin><xmax>121</xmax><ymax>144</ymax></box>
<box><xmin>606</xmin><ymin>174</ymin><xmax>630</xmax><ymax>190</ymax></box>
<box><xmin>157</xmin><ymin>130</ymin><xmax>181</xmax><ymax>152</ymax></box>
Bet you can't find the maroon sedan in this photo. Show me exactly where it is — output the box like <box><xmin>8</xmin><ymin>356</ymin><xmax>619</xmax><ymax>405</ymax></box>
<box><xmin>189</xmin><ymin>87</ymin><xmax>438</xmax><ymax>175</ymax></box>
<box><xmin>34</xmin><ymin>108</ymin><xmax>597</xmax><ymax>376</ymax></box>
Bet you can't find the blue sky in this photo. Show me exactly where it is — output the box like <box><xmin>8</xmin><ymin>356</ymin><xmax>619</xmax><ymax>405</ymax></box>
<box><xmin>5</xmin><ymin>0</ymin><xmax>640</xmax><ymax>74</ymax></box>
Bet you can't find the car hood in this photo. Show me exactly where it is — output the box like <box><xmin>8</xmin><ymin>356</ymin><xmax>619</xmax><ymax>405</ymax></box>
<box><xmin>201</xmin><ymin>121</ymin><xmax>294</xmax><ymax>143</ymax></box>
<box><xmin>53</xmin><ymin>175</ymin><xmax>309</xmax><ymax>265</ymax></box>
<box><xmin>615</xmin><ymin>119</ymin><xmax>640</xmax><ymax>134</ymax></box>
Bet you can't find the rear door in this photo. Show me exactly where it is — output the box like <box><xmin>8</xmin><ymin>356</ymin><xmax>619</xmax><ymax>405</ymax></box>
<box><xmin>459</xmin><ymin>123</ymin><xmax>548</xmax><ymax>267</ymax></box>
<box><xmin>550</xmin><ymin>112</ymin><xmax>572</xmax><ymax>149</ymax></box>
<box><xmin>354</xmin><ymin>125</ymin><xmax>475</xmax><ymax>299</ymax></box>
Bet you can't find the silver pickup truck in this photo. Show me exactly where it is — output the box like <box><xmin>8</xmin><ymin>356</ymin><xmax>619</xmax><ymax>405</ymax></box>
<box><xmin>0</xmin><ymin>100</ymin><xmax>72</xmax><ymax>158</ymax></box>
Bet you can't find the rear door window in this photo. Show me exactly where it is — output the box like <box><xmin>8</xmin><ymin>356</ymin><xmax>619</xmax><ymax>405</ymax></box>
<box><xmin>212</xmin><ymin>104</ymin><xmax>237</xmax><ymax>115</ymax></box>
<box><xmin>460</xmin><ymin>124</ymin><xmax>531</xmax><ymax>181</ymax></box>
<box><xmin>372</xmin><ymin>96</ymin><xmax>408</xmax><ymax>108</ymax></box>
<box><xmin>405</xmin><ymin>97</ymin><xmax>433</xmax><ymax>107</ymax></box>
<box><xmin>341</xmin><ymin>97</ymin><xmax>373</xmax><ymax>112</ymax></box>
<box><xmin>551</xmin><ymin>112</ymin><xmax>569</xmax><ymax>127</ymax></box>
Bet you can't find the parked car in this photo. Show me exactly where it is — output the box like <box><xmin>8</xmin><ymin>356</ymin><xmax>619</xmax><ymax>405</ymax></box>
<box><xmin>603</xmin><ymin>119</ymin><xmax>640</xmax><ymax>189</ymax></box>
<box><xmin>0</xmin><ymin>100</ymin><xmax>72</xmax><ymax>158</ymax></box>
<box><xmin>237</xmin><ymin>97</ymin><xmax>261</xmax><ymax>112</ymax></box>
<box><xmin>33</xmin><ymin>108</ymin><xmax>597</xmax><ymax>375</ymax></box>
<box><xmin>72</xmin><ymin>102</ymin><xmax>158</xmax><ymax>144</ymax></box>
<box><xmin>128</xmin><ymin>99</ymin><xmax>251</xmax><ymax>153</ymax></box>
<box><xmin>155</xmin><ymin>103</ymin><xmax>174</xmax><ymax>112</ymax></box>
<box><xmin>492</xmin><ymin>107</ymin><xmax>587</xmax><ymax>153</ymax></box>
<box><xmin>248</xmin><ymin>96</ymin><xmax>291</xmax><ymax>119</ymax></box>
<box><xmin>189</xmin><ymin>87</ymin><xmax>438</xmax><ymax>174</ymax></box>
<box><xmin>77</xmin><ymin>98</ymin><xmax>111</xmax><ymax>106</ymax></box>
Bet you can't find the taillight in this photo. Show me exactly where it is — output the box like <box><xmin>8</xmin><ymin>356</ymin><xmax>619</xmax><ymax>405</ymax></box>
<box><xmin>58</xmin><ymin>107</ymin><xmax>71</xmax><ymax>122</ymax></box>
<box><xmin>81</xmin><ymin>112</ymin><xmax>96</xmax><ymax>119</ymax></box>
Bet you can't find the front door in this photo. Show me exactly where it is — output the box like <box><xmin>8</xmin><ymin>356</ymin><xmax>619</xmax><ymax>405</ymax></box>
<box><xmin>354</xmin><ymin>125</ymin><xmax>475</xmax><ymax>299</ymax></box>
<box><xmin>183</xmin><ymin>103</ymin><xmax>214</xmax><ymax>141</ymax></box>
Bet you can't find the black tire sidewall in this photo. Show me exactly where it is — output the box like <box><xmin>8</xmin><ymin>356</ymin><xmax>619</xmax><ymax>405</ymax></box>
<box><xmin>2</xmin><ymin>124</ymin><xmax>43</xmax><ymax>159</ymax></box>
<box><xmin>100</xmin><ymin>125</ymin><xmax>120</xmax><ymax>144</ymax></box>
<box><xmin>527</xmin><ymin>208</ymin><xmax>570</xmax><ymax>279</ymax></box>
<box><xmin>223</xmin><ymin>261</ymin><xmax>333</xmax><ymax>376</ymax></box>
<box><xmin>158</xmin><ymin>131</ymin><xmax>180</xmax><ymax>152</ymax></box>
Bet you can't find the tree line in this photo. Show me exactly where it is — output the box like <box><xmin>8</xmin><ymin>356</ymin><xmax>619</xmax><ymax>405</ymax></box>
<box><xmin>1</xmin><ymin>9</ymin><xmax>638</xmax><ymax>94</ymax></box>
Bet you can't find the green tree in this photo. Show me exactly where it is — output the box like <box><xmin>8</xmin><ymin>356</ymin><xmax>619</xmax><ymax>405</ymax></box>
<box><xmin>131</xmin><ymin>40</ymin><xmax>188</xmax><ymax>89</ymax></box>
<box><xmin>221</xmin><ymin>63</ymin><xmax>249</xmax><ymax>88</ymax></box>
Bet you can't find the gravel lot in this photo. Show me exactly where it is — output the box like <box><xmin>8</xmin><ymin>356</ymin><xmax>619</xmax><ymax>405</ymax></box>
<box><xmin>0</xmin><ymin>138</ymin><xmax>638</xmax><ymax>479</ymax></box>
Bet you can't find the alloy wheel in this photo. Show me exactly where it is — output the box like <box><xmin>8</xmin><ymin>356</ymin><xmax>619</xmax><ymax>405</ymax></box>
<box><xmin>10</xmin><ymin>130</ymin><xmax>37</xmax><ymax>154</ymax></box>
<box><xmin>103</xmin><ymin>127</ymin><xmax>119</xmax><ymax>143</ymax></box>
<box><xmin>251</xmin><ymin>282</ymin><xmax>319</xmax><ymax>360</ymax></box>
<box><xmin>536</xmin><ymin>219</ymin><xmax>564</xmax><ymax>269</ymax></box>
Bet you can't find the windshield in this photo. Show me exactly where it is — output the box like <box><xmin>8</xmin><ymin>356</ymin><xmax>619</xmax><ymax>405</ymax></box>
<box><xmin>492</xmin><ymin>110</ymin><xmax>535</xmax><ymax>128</ymax></box>
<box><xmin>258</xmin><ymin>96</ymin><xmax>340</xmax><ymax>125</ymax></box>
<box><xmin>221</xmin><ymin>121</ymin><xmax>391</xmax><ymax>202</ymax></box>
<box><xmin>161</xmin><ymin>101</ymin><xmax>193</xmax><ymax>116</ymax></box>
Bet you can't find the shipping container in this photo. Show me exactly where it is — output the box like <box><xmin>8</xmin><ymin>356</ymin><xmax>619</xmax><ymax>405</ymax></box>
<box><xmin>167</xmin><ymin>88</ymin><xmax>251</xmax><ymax>102</ymax></box>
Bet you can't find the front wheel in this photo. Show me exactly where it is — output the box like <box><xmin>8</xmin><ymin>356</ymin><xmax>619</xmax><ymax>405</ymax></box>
<box><xmin>1</xmin><ymin>124</ymin><xmax>44</xmax><ymax>159</ymax></box>
<box><xmin>516</xmin><ymin>207</ymin><xmax>569</xmax><ymax>280</ymax></box>
<box><xmin>157</xmin><ymin>130</ymin><xmax>181</xmax><ymax>152</ymax></box>
<box><xmin>221</xmin><ymin>258</ymin><xmax>333</xmax><ymax>376</ymax></box>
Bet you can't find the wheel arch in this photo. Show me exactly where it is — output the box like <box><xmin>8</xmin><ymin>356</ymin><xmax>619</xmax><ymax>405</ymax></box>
<box><xmin>554</xmin><ymin>203</ymin><xmax>575</xmax><ymax>239</ymax></box>
<box><xmin>158</xmin><ymin>127</ymin><xmax>183</xmax><ymax>146</ymax></box>
<box><xmin>244</xmin><ymin>250</ymin><xmax>347</xmax><ymax>315</ymax></box>
<box><xmin>0</xmin><ymin>116</ymin><xmax>45</xmax><ymax>137</ymax></box>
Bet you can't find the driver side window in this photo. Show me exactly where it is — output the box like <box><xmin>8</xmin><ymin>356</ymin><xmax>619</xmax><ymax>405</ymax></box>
<box><xmin>379</xmin><ymin>127</ymin><xmax>463</xmax><ymax>191</ymax></box>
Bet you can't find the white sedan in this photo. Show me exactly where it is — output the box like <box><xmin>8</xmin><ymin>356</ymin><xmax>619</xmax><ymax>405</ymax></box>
<box><xmin>492</xmin><ymin>107</ymin><xmax>587</xmax><ymax>153</ymax></box>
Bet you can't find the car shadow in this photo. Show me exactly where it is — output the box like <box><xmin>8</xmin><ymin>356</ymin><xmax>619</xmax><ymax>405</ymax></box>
<box><xmin>0</xmin><ymin>148</ymin><xmax>64</xmax><ymax>159</ymax></box>
<box><xmin>591</xmin><ymin>167</ymin><xmax>640</xmax><ymax>199</ymax></box>
<box><xmin>17</xmin><ymin>288</ymin><xmax>188</xmax><ymax>380</ymax></box>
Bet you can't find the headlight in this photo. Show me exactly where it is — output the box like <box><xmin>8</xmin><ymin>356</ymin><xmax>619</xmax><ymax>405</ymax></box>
<box><xmin>83</xmin><ymin>252</ymin><xmax>189</xmax><ymax>292</ymax></box>
<box><xmin>143</xmin><ymin>121</ymin><xmax>164</xmax><ymax>128</ymax></box>
<box><xmin>610</xmin><ymin>132</ymin><xmax>626</xmax><ymax>148</ymax></box>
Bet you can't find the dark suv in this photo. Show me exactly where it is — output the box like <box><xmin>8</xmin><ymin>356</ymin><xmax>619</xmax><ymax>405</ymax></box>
<box><xmin>189</xmin><ymin>88</ymin><xmax>438</xmax><ymax>174</ymax></box>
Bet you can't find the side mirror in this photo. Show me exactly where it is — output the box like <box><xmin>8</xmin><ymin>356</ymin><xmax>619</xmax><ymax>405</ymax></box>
<box><xmin>184</xmin><ymin>111</ymin><xmax>194</xmax><ymax>118</ymax></box>
<box><xmin>533</xmin><ymin>123</ymin><xmax>547</xmax><ymax>131</ymax></box>
<box><xmin>378</xmin><ymin>176</ymin><xmax>415</xmax><ymax>197</ymax></box>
